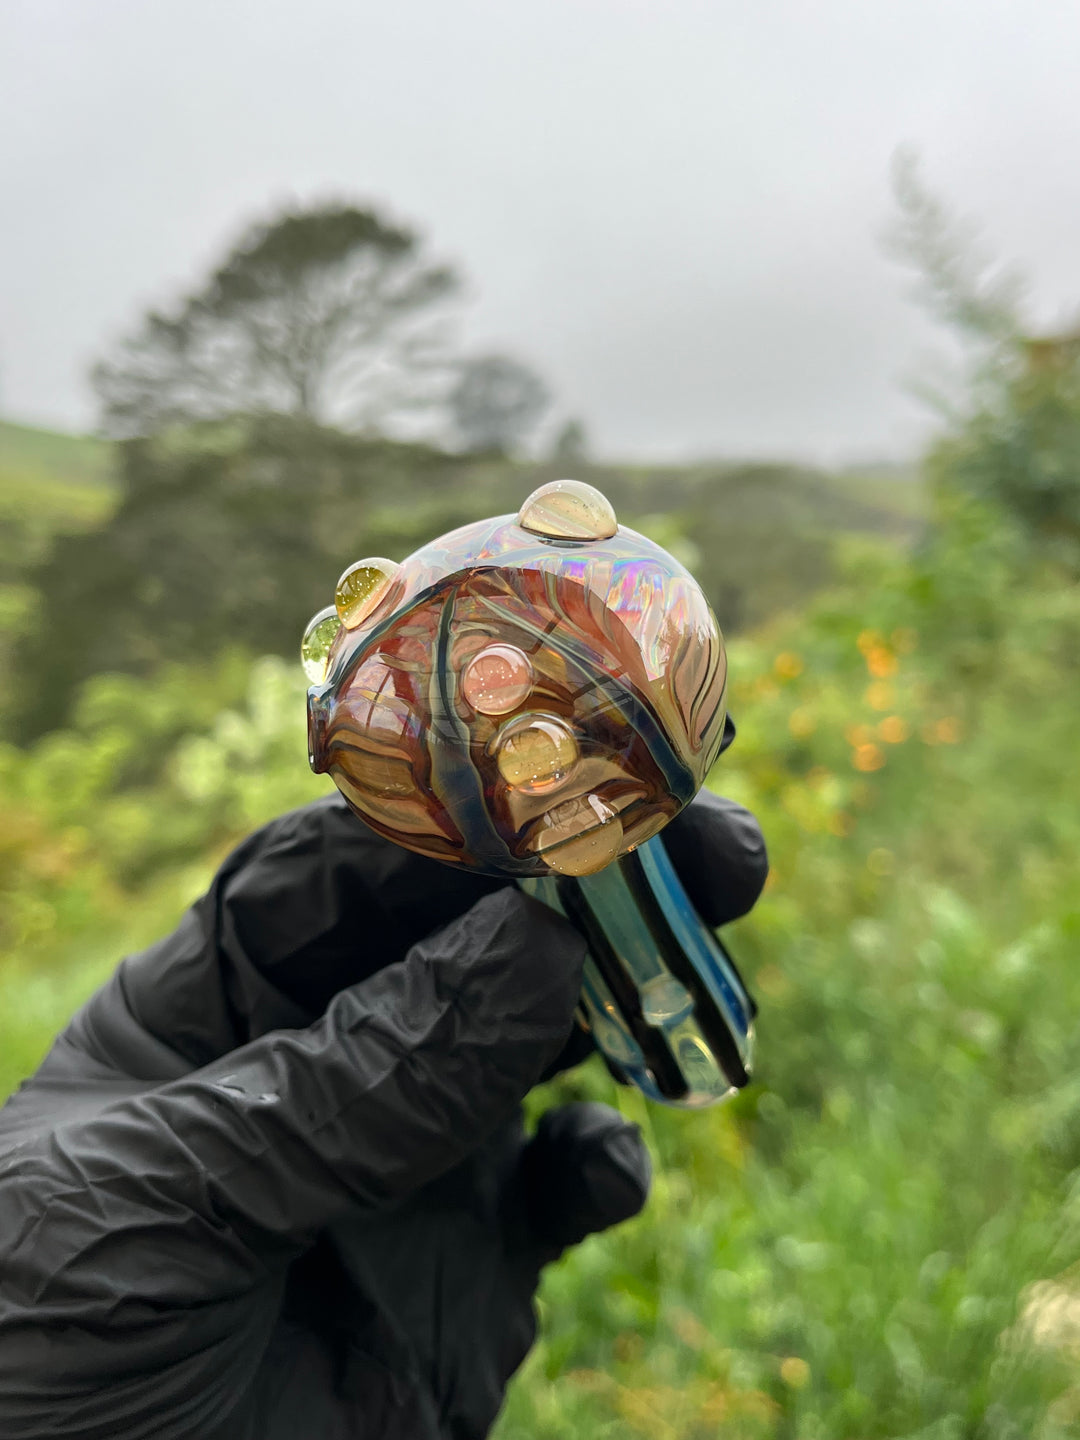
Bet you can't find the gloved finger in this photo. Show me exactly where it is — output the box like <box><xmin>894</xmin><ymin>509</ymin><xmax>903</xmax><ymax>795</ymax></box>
<box><xmin>660</xmin><ymin>787</ymin><xmax>769</xmax><ymax>926</ymax></box>
<box><xmin>520</xmin><ymin>1101</ymin><xmax>651</xmax><ymax>1254</ymax></box>
<box><xmin>0</xmin><ymin>890</ymin><xmax>586</xmax><ymax>1405</ymax></box>
<box><xmin>320</xmin><ymin>1106</ymin><xmax>651</xmax><ymax>1436</ymax></box>
<box><xmin>536</xmin><ymin>1019</ymin><xmax>596</xmax><ymax>1083</ymax></box>
<box><xmin>66</xmin><ymin>792</ymin><xmax>509</xmax><ymax>1079</ymax></box>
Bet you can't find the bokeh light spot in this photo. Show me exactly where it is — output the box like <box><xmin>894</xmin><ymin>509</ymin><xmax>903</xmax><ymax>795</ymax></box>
<box><xmin>853</xmin><ymin>743</ymin><xmax>886</xmax><ymax>772</ymax></box>
<box><xmin>879</xmin><ymin>715</ymin><xmax>911</xmax><ymax>744</ymax></box>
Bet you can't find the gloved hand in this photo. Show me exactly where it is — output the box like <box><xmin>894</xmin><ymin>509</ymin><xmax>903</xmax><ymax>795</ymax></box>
<box><xmin>0</xmin><ymin>789</ymin><xmax>767</xmax><ymax>1440</ymax></box>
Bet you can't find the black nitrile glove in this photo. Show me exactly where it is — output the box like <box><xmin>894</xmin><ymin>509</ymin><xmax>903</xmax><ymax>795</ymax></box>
<box><xmin>0</xmin><ymin>789</ymin><xmax>767</xmax><ymax>1440</ymax></box>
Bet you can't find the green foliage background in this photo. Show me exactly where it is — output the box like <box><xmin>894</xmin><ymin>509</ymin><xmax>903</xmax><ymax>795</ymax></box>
<box><xmin>1</xmin><ymin>388</ymin><xmax>1078</xmax><ymax>1436</ymax></box>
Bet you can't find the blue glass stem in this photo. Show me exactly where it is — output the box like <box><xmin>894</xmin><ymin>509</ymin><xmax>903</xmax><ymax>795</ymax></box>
<box><xmin>520</xmin><ymin>835</ymin><xmax>755</xmax><ymax>1108</ymax></box>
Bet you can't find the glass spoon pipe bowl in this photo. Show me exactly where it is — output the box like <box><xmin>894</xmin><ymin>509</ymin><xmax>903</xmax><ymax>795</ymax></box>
<box><xmin>302</xmin><ymin>480</ymin><xmax>755</xmax><ymax>1107</ymax></box>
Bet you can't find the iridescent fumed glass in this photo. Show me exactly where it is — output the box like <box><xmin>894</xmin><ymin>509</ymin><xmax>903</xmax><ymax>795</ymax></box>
<box><xmin>303</xmin><ymin>480</ymin><xmax>755</xmax><ymax>1107</ymax></box>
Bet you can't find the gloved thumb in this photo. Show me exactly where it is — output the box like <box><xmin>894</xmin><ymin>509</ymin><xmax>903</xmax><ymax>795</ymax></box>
<box><xmin>521</xmin><ymin>1101</ymin><xmax>652</xmax><ymax>1253</ymax></box>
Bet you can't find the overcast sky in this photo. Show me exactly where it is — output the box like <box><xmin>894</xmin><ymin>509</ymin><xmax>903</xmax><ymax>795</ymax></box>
<box><xmin>3</xmin><ymin>0</ymin><xmax>1080</xmax><ymax>464</ymax></box>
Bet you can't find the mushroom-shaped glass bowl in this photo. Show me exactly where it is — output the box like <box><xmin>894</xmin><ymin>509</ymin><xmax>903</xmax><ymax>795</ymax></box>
<box><xmin>302</xmin><ymin>481</ymin><xmax>754</xmax><ymax>1107</ymax></box>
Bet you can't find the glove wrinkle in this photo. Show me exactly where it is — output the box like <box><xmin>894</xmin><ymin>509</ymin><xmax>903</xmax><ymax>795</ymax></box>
<box><xmin>76</xmin><ymin>969</ymin><xmax>192</xmax><ymax>1083</ymax></box>
<box><xmin>120</xmin><ymin>904</ymin><xmax>246</xmax><ymax>1069</ymax></box>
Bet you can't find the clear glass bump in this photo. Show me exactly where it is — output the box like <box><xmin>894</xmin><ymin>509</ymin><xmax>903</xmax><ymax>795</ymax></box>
<box><xmin>495</xmin><ymin>714</ymin><xmax>579</xmax><ymax>793</ymax></box>
<box><xmin>517</xmin><ymin>479</ymin><xmax>618</xmax><ymax>541</ymax></box>
<box><xmin>675</xmin><ymin>1033</ymin><xmax>724</xmax><ymax>1096</ymax></box>
<box><xmin>535</xmin><ymin>792</ymin><xmax>623</xmax><ymax>875</ymax></box>
<box><xmin>300</xmin><ymin>605</ymin><xmax>341</xmax><ymax>685</ymax></box>
<box><xmin>639</xmin><ymin>974</ymin><xmax>695</xmax><ymax>1026</ymax></box>
<box><xmin>335</xmin><ymin>557</ymin><xmax>399</xmax><ymax>629</ymax></box>
<box><xmin>461</xmin><ymin>643</ymin><xmax>534</xmax><ymax>715</ymax></box>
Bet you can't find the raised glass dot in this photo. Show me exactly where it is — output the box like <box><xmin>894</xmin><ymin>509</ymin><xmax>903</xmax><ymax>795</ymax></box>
<box><xmin>461</xmin><ymin>644</ymin><xmax>534</xmax><ymax>715</ymax></box>
<box><xmin>495</xmin><ymin>714</ymin><xmax>579</xmax><ymax>793</ymax></box>
<box><xmin>589</xmin><ymin>1011</ymin><xmax>640</xmax><ymax>1065</ymax></box>
<box><xmin>535</xmin><ymin>792</ymin><xmax>623</xmax><ymax>876</ymax></box>
<box><xmin>300</xmin><ymin>605</ymin><xmax>341</xmax><ymax>685</ymax></box>
<box><xmin>639</xmin><ymin>975</ymin><xmax>695</xmax><ymax>1027</ymax></box>
<box><xmin>517</xmin><ymin>479</ymin><xmax>617</xmax><ymax>541</ymax></box>
<box><xmin>335</xmin><ymin>557</ymin><xmax>400</xmax><ymax>629</ymax></box>
<box><xmin>676</xmin><ymin>1034</ymin><xmax>723</xmax><ymax>1095</ymax></box>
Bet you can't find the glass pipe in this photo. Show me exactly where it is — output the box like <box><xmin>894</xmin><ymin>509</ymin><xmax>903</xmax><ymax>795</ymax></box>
<box><xmin>303</xmin><ymin>480</ymin><xmax>754</xmax><ymax>1107</ymax></box>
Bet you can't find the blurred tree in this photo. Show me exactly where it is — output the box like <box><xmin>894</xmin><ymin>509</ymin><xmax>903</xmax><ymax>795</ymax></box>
<box><xmin>549</xmin><ymin>417</ymin><xmax>589</xmax><ymax>467</ymax></box>
<box><xmin>93</xmin><ymin>203</ymin><xmax>460</xmax><ymax>438</ymax></box>
<box><xmin>887</xmin><ymin>147</ymin><xmax>1024</xmax><ymax>350</ymax></box>
<box><xmin>10</xmin><ymin>420</ymin><xmax>483</xmax><ymax>738</ymax></box>
<box><xmin>12</xmin><ymin>426</ymin><xmax>909</xmax><ymax>739</ymax></box>
<box><xmin>889</xmin><ymin>150</ymin><xmax>1080</xmax><ymax>554</ymax></box>
<box><xmin>448</xmin><ymin>354</ymin><xmax>549</xmax><ymax>453</ymax></box>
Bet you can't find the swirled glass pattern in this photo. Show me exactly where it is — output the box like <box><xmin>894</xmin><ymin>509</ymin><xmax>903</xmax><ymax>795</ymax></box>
<box><xmin>305</xmin><ymin>488</ymin><xmax>727</xmax><ymax>878</ymax></box>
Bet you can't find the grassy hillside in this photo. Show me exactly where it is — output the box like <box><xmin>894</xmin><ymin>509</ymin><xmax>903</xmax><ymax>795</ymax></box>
<box><xmin>0</xmin><ymin>418</ymin><xmax>926</xmax><ymax>549</ymax></box>
<box><xmin>0</xmin><ymin>417</ymin><xmax>110</xmax><ymax>489</ymax></box>
<box><xmin>826</xmin><ymin>460</ymin><xmax>927</xmax><ymax>521</ymax></box>
<box><xmin>0</xmin><ymin>421</ymin><xmax>118</xmax><ymax>729</ymax></box>
<box><xmin>1</xmin><ymin>417</ymin><xmax>929</xmax><ymax>740</ymax></box>
<box><xmin>0</xmin><ymin>418</ymin><xmax>116</xmax><ymax>578</ymax></box>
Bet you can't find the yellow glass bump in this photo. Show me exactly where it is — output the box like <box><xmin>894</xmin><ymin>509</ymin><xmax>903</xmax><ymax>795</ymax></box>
<box><xmin>535</xmin><ymin>792</ymin><xmax>623</xmax><ymax>875</ymax></box>
<box><xmin>300</xmin><ymin>605</ymin><xmax>341</xmax><ymax>685</ymax></box>
<box><xmin>495</xmin><ymin>714</ymin><xmax>579</xmax><ymax>793</ymax></box>
<box><xmin>335</xmin><ymin>557</ymin><xmax>400</xmax><ymax>629</ymax></box>
<box><xmin>517</xmin><ymin>479</ymin><xmax>617</xmax><ymax>541</ymax></box>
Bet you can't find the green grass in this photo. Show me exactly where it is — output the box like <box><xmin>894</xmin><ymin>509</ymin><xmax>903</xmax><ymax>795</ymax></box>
<box><xmin>494</xmin><ymin>524</ymin><xmax>1080</xmax><ymax>1437</ymax></box>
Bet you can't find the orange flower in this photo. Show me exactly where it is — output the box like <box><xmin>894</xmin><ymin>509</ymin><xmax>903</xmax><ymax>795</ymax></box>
<box><xmin>853</xmin><ymin>743</ymin><xmax>886</xmax><ymax>772</ymax></box>
<box><xmin>857</xmin><ymin>629</ymin><xmax>884</xmax><ymax>656</ymax></box>
<box><xmin>879</xmin><ymin>715</ymin><xmax>910</xmax><ymax>744</ymax></box>
<box><xmin>845</xmin><ymin>722</ymin><xmax>874</xmax><ymax>746</ymax></box>
<box><xmin>774</xmin><ymin>651</ymin><xmax>804</xmax><ymax>680</ymax></box>
<box><xmin>922</xmin><ymin>716</ymin><xmax>961</xmax><ymax>745</ymax></box>
<box><xmin>866</xmin><ymin>681</ymin><xmax>894</xmax><ymax>711</ymax></box>
<box><xmin>788</xmin><ymin>707</ymin><xmax>816</xmax><ymax>738</ymax></box>
<box><xmin>865</xmin><ymin>646</ymin><xmax>898</xmax><ymax>678</ymax></box>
